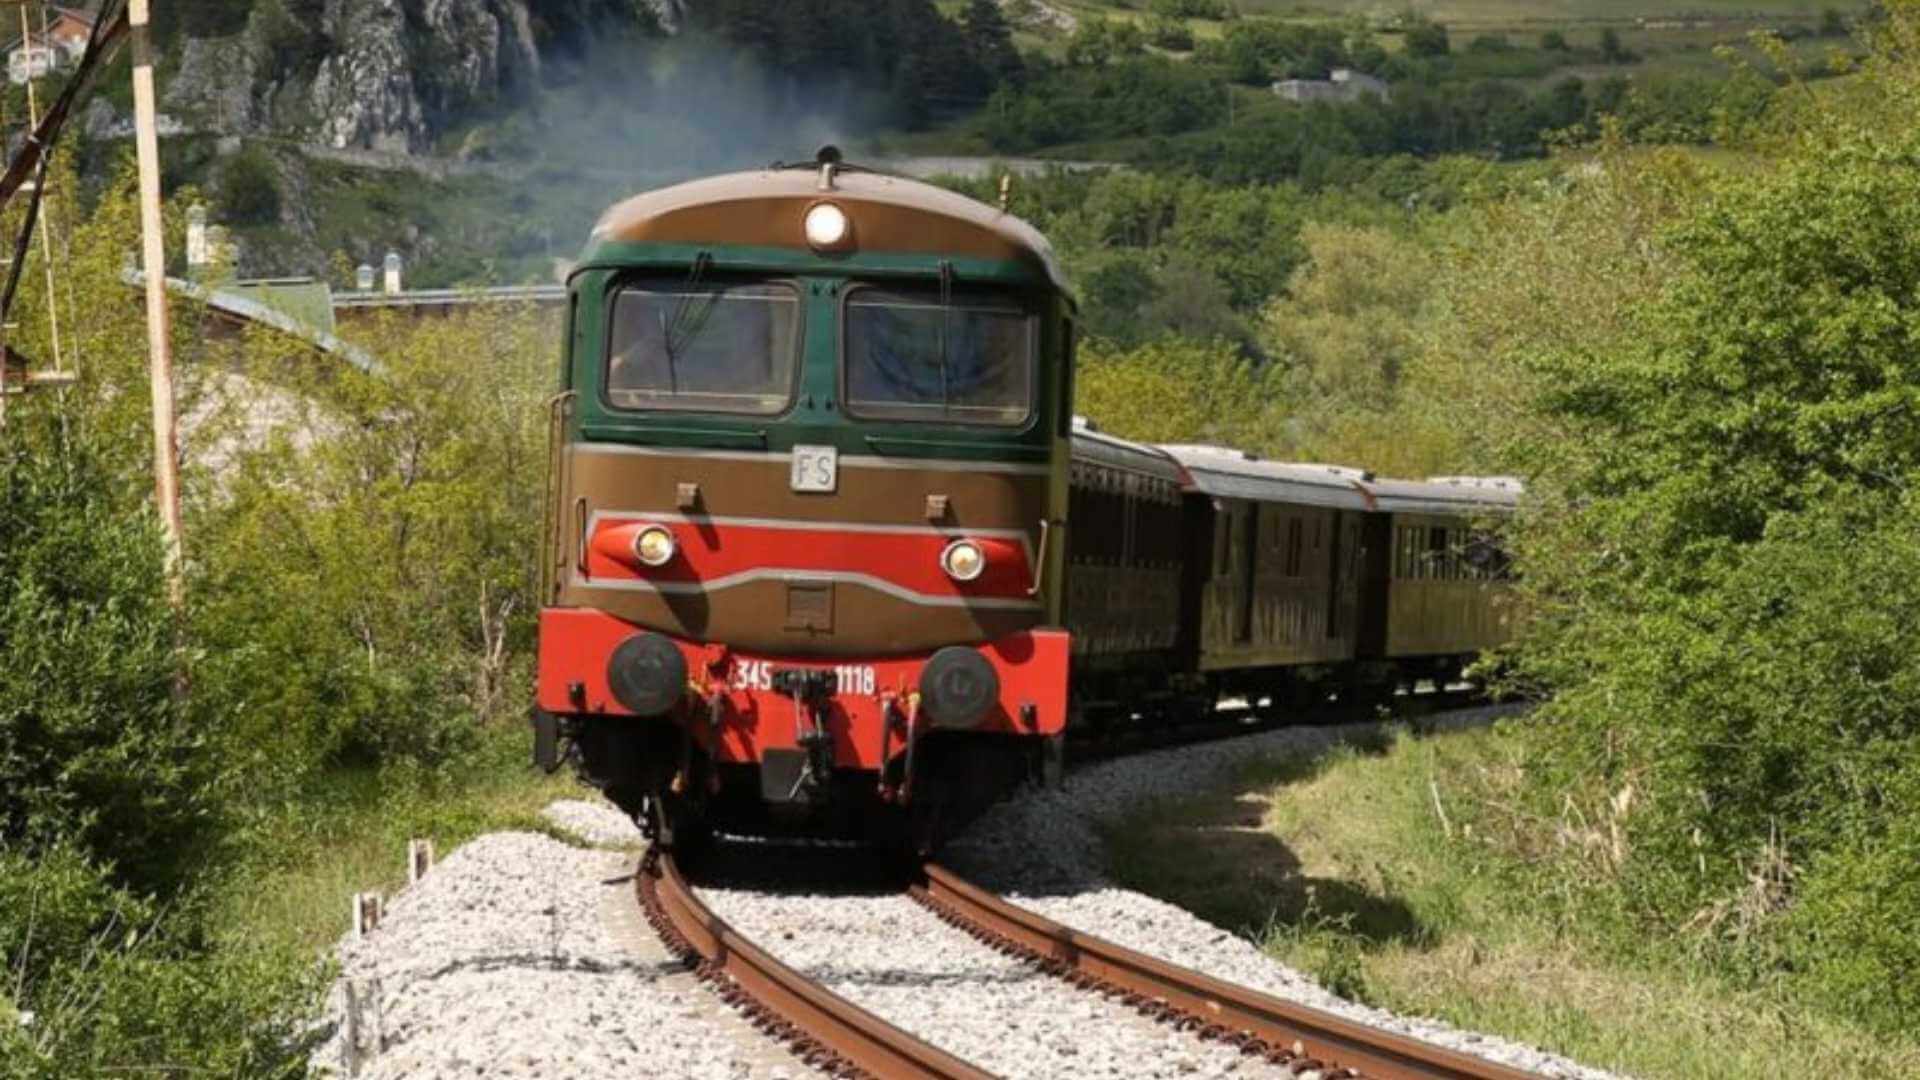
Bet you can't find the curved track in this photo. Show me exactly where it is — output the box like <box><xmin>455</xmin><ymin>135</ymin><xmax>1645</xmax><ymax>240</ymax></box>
<box><xmin>638</xmin><ymin>848</ymin><xmax>991</xmax><ymax>1080</ymax></box>
<box><xmin>641</xmin><ymin>844</ymin><xmax>1536</xmax><ymax>1080</ymax></box>
<box><xmin>912</xmin><ymin>862</ymin><xmax>1535</xmax><ymax>1080</ymax></box>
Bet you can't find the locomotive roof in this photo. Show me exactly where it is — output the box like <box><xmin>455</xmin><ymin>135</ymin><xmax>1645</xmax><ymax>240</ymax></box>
<box><xmin>587</xmin><ymin>167</ymin><xmax>1070</xmax><ymax>292</ymax></box>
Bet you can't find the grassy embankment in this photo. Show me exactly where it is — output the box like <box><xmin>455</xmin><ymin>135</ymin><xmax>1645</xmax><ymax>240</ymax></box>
<box><xmin>211</xmin><ymin>725</ymin><xmax>595</xmax><ymax>959</ymax></box>
<box><xmin>1104</xmin><ymin>725</ymin><xmax>1920</xmax><ymax>1079</ymax></box>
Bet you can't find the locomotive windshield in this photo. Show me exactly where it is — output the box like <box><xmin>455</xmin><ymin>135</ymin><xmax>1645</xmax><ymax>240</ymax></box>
<box><xmin>842</xmin><ymin>286</ymin><xmax>1034</xmax><ymax>427</ymax></box>
<box><xmin>605</xmin><ymin>279</ymin><xmax>800</xmax><ymax>415</ymax></box>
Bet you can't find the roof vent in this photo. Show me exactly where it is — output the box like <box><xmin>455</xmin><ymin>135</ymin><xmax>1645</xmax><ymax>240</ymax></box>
<box><xmin>1427</xmin><ymin>475</ymin><xmax>1524</xmax><ymax>491</ymax></box>
<box><xmin>1160</xmin><ymin>443</ymin><xmax>1255</xmax><ymax>462</ymax></box>
<box><xmin>1286</xmin><ymin>463</ymin><xmax>1375</xmax><ymax>482</ymax></box>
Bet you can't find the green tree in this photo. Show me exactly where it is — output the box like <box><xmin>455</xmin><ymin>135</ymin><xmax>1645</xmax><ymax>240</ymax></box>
<box><xmin>961</xmin><ymin>0</ymin><xmax>1023</xmax><ymax>86</ymax></box>
<box><xmin>1498</xmin><ymin>1</ymin><xmax>1920</xmax><ymax>1031</ymax></box>
<box><xmin>1403</xmin><ymin>18</ymin><xmax>1449</xmax><ymax>57</ymax></box>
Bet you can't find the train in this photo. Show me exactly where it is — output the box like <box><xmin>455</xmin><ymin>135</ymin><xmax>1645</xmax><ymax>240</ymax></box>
<box><xmin>532</xmin><ymin>150</ymin><xmax>1519</xmax><ymax>852</ymax></box>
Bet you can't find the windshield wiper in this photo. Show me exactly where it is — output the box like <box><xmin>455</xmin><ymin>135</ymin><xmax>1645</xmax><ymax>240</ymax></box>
<box><xmin>661</xmin><ymin>252</ymin><xmax>717</xmax><ymax>367</ymax></box>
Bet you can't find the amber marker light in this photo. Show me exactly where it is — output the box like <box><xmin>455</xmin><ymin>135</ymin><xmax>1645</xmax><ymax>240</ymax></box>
<box><xmin>940</xmin><ymin>539</ymin><xmax>986</xmax><ymax>583</ymax></box>
<box><xmin>633</xmin><ymin>525</ymin><xmax>678</xmax><ymax>568</ymax></box>
<box><xmin>804</xmin><ymin>202</ymin><xmax>850</xmax><ymax>249</ymax></box>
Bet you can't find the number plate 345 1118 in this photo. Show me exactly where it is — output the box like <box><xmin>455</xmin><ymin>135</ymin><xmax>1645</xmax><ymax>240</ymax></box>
<box><xmin>790</xmin><ymin>445</ymin><xmax>838</xmax><ymax>493</ymax></box>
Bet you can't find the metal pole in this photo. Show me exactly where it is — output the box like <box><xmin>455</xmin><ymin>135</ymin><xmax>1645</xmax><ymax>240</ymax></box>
<box><xmin>129</xmin><ymin>0</ymin><xmax>184</xmax><ymax>613</ymax></box>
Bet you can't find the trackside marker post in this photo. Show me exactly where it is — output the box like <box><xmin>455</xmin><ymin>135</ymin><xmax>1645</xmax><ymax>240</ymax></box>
<box><xmin>408</xmin><ymin>839</ymin><xmax>434</xmax><ymax>885</ymax></box>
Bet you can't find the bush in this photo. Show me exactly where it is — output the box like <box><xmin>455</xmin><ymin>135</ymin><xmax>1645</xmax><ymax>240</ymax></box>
<box><xmin>219</xmin><ymin>147</ymin><xmax>282</xmax><ymax>225</ymax></box>
<box><xmin>1403</xmin><ymin>19</ymin><xmax>1449</xmax><ymax>57</ymax></box>
<box><xmin>1507</xmin><ymin>40</ymin><xmax>1920</xmax><ymax>1029</ymax></box>
<box><xmin>0</xmin><ymin>844</ymin><xmax>319</xmax><ymax>1079</ymax></box>
<box><xmin>0</xmin><ymin>420</ymin><xmax>218</xmax><ymax>893</ymax></box>
<box><xmin>191</xmin><ymin>305</ymin><xmax>552</xmax><ymax>781</ymax></box>
<box><xmin>1147</xmin><ymin>15</ymin><xmax>1195</xmax><ymax>51</ymax></box>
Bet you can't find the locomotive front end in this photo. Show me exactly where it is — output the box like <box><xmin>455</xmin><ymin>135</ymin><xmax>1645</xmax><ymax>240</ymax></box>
<box><xmin>534</xmin><ymin>156</ymin><xmax>1075</xmax><ymax>849</ymax></box>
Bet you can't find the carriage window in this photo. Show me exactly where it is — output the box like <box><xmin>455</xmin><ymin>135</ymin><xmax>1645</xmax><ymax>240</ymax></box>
<box><xmin>843</xmin><ymin>287</ymin><xmax>1035</xmax><ymax>426</ymax></box>
<box><xmin>605</xmin><ymin>280</ymin><xmax>799</xmax><ymax>415</ymax></box>
<box><xmin>1429</xmin><ymin>526</ymin><xmax>1451</xmax><ymax>580</ymax></box>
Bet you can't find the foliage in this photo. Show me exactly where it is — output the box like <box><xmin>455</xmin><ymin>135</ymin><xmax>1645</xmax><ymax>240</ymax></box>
<box><xmin>1072</xmin><ymin>336</ymin><xmax>1287</xmax><ymax>448</ymax></box>
<box><xmin>1403</xmin><ymin>18</ymin><xmax>1450</xmax><ymax>58</ymax></box>
<box><xmin>1259</xmin><ymin>222</ymin><xmax>1454</xmax><ymax>471</ymax></box>
<box><xmin>981</xmin><ymin>56</ymin><xmax>1229</xmax><ymax>151</ymax></box>
<box><xmin>0</xmin><ymin>843</ymin><xmax>320</xmax><ymax>1079</ymax></box>
<box><xmin>0</xmin><ymin>418</ymin><xmax>212</xmax><ymax>895</ymax></box>
<box><xmin>219</xmin><ymin>144</ymin><xmax>284</xmax><ymax>225</ymax></box>
<box><xmin>190</xmin><ymin>304</ymin><xmax>554</xmax><ymax>783</ymax></box>
<box><xmin>1484</xmin><ymin>0</ymin><xmax>1920</xmax><ymax>1033</ymax></box>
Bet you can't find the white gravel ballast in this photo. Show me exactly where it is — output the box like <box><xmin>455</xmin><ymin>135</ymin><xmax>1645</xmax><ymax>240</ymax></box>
<box><xmin>314</xmin><ymin>832</ymin><xmax>794</xmax><ymax>1079</ymax></box>
<box><xmin>944</xmin><ymin>710</ymin><xmax>1622</xmax><ymax>1080</ymax></box>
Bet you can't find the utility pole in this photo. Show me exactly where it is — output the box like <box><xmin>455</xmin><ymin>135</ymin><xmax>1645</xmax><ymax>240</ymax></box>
<box><xmin>26</xmin><ymin>2</ymin><xmax>64</xmax><ymax>376</ymax></box>
<box><xmin>129</xmin><ymin>0</ymin><xmax>184</xmax><ymax>613</ymax></box>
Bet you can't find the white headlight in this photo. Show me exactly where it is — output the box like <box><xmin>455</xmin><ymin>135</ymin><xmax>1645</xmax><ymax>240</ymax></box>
<box><xmin>940</xmin><ymin>539</ymin><xmax>986</xmax><ymax>583</ymax></box>
<box><xmin>633</xmin><ymin>525</ymin><xmax>677</xmax><ymax>568</ymax></box>
<box><xmin>804</xmin><ymin>203</ymin><xmax>850</xmax><ymax>249</ymax></box>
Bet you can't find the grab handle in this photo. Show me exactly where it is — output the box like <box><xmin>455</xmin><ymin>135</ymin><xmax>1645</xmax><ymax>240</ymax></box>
<box><xmin>1028</xmin><ymin>519</ymin><xmax>1055</xmax><ymax>598</ymax></box>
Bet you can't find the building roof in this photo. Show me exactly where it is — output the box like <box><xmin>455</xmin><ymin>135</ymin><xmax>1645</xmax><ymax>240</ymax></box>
<box><xmin>121</xmin><ymin>268</ymin><xmax>376</xmax><ymax>371</ymax></box>
<box><xmin>332</xmin><ymin>283</ymin><xmax>567</xmax><ymax>310</ymax></box>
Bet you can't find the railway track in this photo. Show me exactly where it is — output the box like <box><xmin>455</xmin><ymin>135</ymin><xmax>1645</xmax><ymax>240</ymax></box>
<box><xmin>639</xmin><ymin>845</ymin><xmax>1536</xmax><ymax>1080</ymax></box>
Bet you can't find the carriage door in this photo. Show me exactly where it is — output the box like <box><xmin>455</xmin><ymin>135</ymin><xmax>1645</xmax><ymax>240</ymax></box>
<box><xmin>1235</xmin><ymin>503</ymin><xmax>1258</xmax><ymax>644</ymax></box>
<box><xmin>1327</xmin><ymin>512</ymin><xmax>1363</xmax><ymax>643</ymax></box>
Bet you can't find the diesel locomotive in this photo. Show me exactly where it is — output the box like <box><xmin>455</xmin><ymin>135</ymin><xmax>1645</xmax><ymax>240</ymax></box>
<box><xmin>532</xmin><ymin>151</ymin><xmax>1518</xmax><ymax>851</ymax></box>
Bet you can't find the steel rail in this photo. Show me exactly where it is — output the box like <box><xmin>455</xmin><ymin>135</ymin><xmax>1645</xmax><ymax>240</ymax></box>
<box><xmin>912</xmin><ymin>863</ymin><xmax>1537</xmax><ymax>1080</ymax></box>
<box><xmin>637</xmin><ymin>849</ymin><xmax>996</xmax><ymax>1080</ymax></box>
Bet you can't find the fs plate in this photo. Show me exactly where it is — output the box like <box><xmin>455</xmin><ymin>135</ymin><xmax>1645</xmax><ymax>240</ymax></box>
<box><xmin>790</xmin><ymin>444</ymin><xmax>838</xmax><ymax>493</ymax></box>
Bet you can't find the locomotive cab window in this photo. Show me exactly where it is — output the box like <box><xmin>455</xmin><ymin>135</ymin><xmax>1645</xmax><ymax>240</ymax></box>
<box><xmin>604</xmin><ymin>279</ymin><xmax>800</xmax><ymax>415</ymax></box>
<box><xmin>842</xmin><ymin>286</ymin><xmax>1035</xmax><ymax>426</ymax></box>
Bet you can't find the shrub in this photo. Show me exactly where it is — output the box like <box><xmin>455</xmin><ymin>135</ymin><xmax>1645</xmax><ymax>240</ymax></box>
<box><xmin>190</xmin><ymin>304</ymin><xmax>553</xmax><ymax>780</ymax></box>
<box><xmin>1506</xmin><ymin>34</ymin><xmax>1920</xmax><ymax>1029</ymax></box>
<box><xmin>0</xmin><ymin>844</ymin><xmax>319</xmax><ymax>1079</ymax></box>
<box><xmin>219</xmin><ymin>147</ymin><xmax>283</xmax><ymax>226</ymax></box>
<box><xmin>1147</xmin><ymin>15</ymin><xmax>1195</xmax><ymax>51</ymax></box>
<box><xmin>1403</xmin><ymin>19</ymin><xmax>1449</xmax><ymax>57</ymax></box>
<box><xmin>0</xmin><ymin>418</ymin><xmax>218</xmax><ymax>893</ymax></box>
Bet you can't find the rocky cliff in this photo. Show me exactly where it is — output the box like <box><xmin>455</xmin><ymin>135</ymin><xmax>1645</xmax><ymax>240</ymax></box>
<box><xmin>160</xmin><ymin>0</ymin><xmax>687</xmax><ymax>154</ymax></box>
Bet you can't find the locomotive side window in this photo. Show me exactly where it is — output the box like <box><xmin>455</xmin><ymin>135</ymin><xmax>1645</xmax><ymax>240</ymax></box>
<box><xmin>604</xmin><ymin>279</ymin><xmax>800</xmax><ymax>415</ymax></box>
<box><xmin>842</xmin><ymin>287</ymin><xmax>1035</xmax><ymax>426</ymax></box>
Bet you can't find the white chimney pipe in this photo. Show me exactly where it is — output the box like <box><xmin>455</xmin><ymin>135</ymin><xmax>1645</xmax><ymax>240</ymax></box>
<box><xmin>186</xmin><ymin>204</ymin><xmax>208</xmax><ymax>269</ymax></box>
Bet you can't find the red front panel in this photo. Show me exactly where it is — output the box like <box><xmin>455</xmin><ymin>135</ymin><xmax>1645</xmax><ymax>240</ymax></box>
<box><xmin>537</xmin><ymin>607</ymin><xmax>1069</xmax><ymax>770</ymax></box>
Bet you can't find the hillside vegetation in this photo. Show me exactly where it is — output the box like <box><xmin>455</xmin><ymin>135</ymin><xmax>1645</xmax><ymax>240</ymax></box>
<box><xmin>3</xmin><ymin>0</ymin><xmax>1918</xmax><ymax>1073</ymax></box>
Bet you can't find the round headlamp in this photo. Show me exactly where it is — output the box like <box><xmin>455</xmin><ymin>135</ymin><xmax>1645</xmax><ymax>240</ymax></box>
<box><xmin>804</xmin><ymin>203</ymin><xmax>850</xmax><ymax>249</ymax></box>
<box><xmin>940</xmin><ymin>539</ymin><xmax>986</xmax><ymax>583</ymax></box>
<box><xmin>633</xmin><ymin>524</ymin><xmax>677</xmax><ymax>568</ymax></box>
